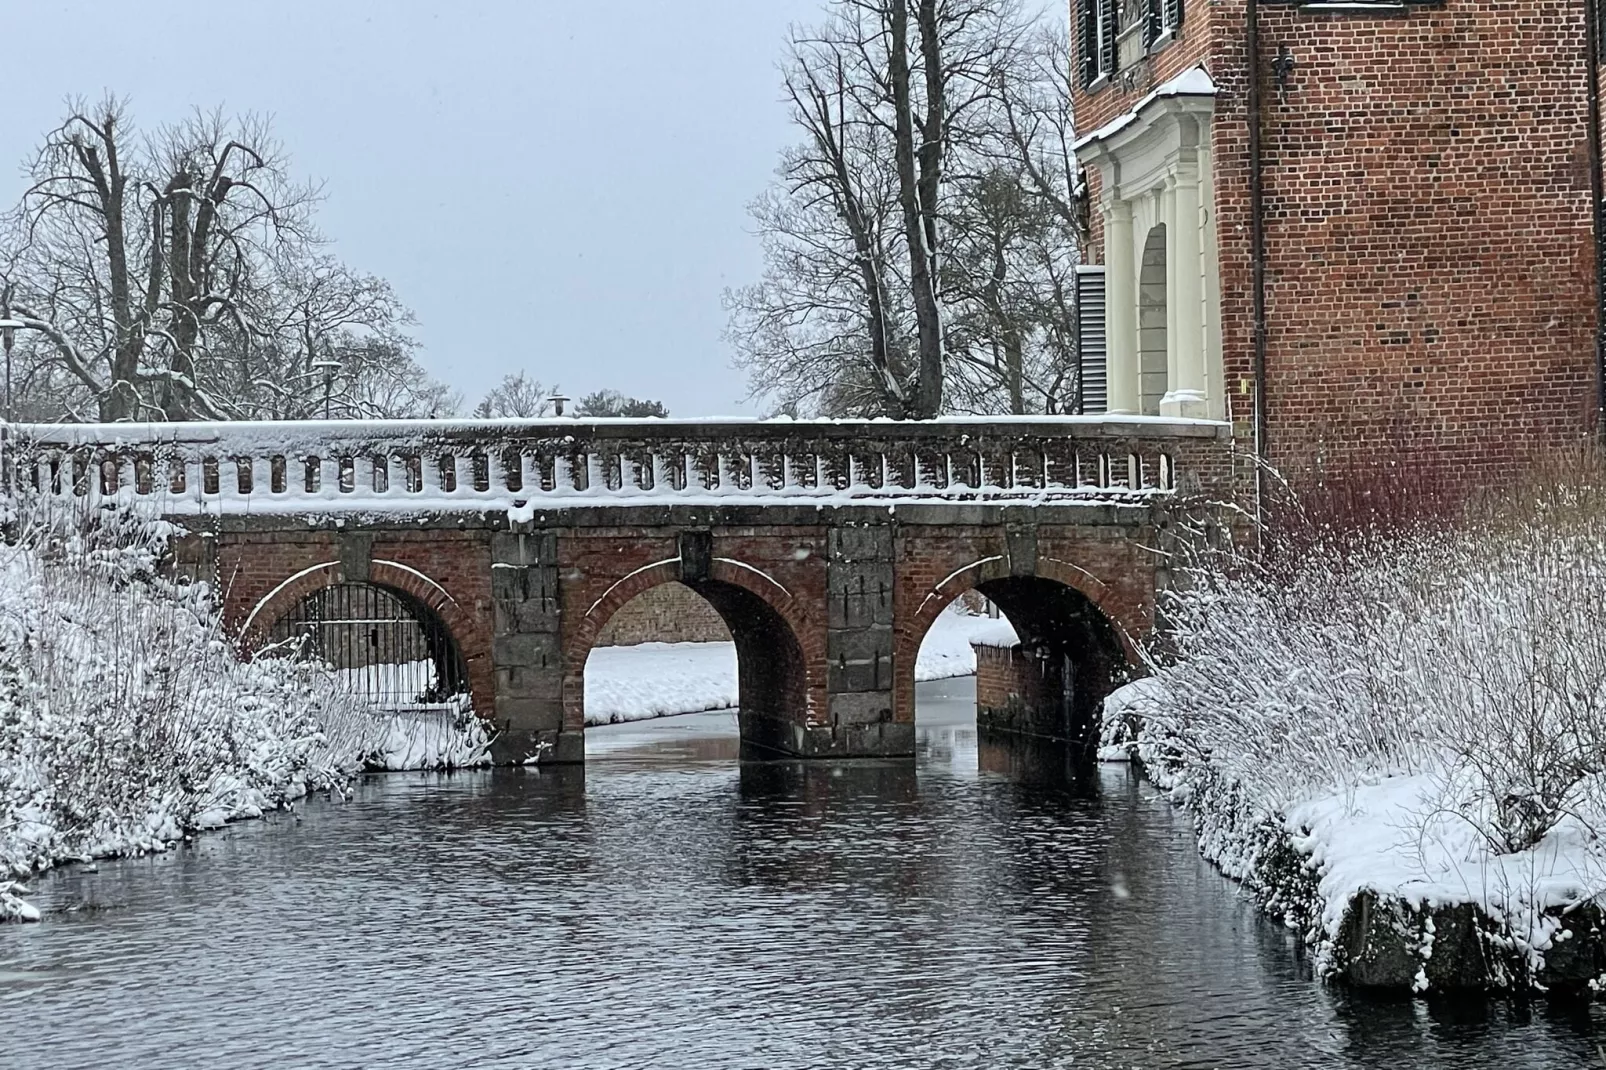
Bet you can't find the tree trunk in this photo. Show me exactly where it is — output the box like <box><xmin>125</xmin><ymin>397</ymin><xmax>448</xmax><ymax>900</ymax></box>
<box><xmin>890</xmin><ymin>0</ymin><xmax>945</xmax><ymax>419</ymax></box>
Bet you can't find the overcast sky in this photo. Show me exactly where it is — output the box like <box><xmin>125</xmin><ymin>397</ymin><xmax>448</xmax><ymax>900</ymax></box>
<box><xmin>0</xmin><ymin>1</ymin><xmax>828</xmax><ymax>417</ymax></box>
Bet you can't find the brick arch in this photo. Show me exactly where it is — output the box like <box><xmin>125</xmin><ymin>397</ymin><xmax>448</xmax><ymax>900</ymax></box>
<box><xmin>237</xmin><ymin>558</ymin><xmax>494</xmax><ymax>715</ymax></box>
<box><xmin>561</xmin><ymin>556</ymin><xmax>821</xmax><ymax>734</ymax></box>
<box><xmin>893</xmin><ymin>555</ymin><xmax>1139</xmax><ymax>725</ymax></box>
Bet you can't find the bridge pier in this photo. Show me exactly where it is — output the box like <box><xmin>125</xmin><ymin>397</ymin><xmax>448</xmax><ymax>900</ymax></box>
<box><xmin>489</xmin><ymin>530</ymin><xmax>577</xmax><ymax>765</ymax></box>
<box><xmin>816</xmin><ymin>523</ymin><xmax>909</xmax><ymax>759</ymax></box>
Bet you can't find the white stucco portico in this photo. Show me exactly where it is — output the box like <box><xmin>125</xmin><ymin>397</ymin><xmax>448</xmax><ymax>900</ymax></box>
<box><xmin>1076</xmin><ymin>67</ymin><xmax>1223</xmax><ymax>420</ymax></box>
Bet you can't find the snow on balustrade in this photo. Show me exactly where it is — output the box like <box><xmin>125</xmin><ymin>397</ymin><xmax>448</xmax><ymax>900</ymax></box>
<box><xmin>4</xmin><ymin>415</ymin><xmax>1229</xmax><ymax>517</ymax></box>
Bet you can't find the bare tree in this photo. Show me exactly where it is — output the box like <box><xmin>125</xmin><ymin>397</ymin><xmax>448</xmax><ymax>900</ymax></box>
<box><xmin>723</xmin><ymin>31</ymin><xmax>914</xmax><ymax>417</ymax></box>
<box><xmin>473</xmin><ymin>372</ymin><xmax>558</xmax><ymax>418</ymax></box>
<box><xmin>728</xmin><ymin>1</ymin><xmax>1064</xmax><ymax>418</ymax></box>
<box><xmin>0</xmin><ymin>96</ymin><xmax>448</xmax><ymax>422</ymax></box>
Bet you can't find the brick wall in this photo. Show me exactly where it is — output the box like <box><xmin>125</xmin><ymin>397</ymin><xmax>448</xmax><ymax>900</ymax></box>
<box><xmin>205</xmin><ymin>528</ymin><xmax>498</xmax><ymax>715</ymax></box>
<box><xmin>593</xmin><ymin>581</ymin><xmax>731</xmax><ymax>646</ymax></box>
<box><xmin>970</xmin><ymin>633</ymin><xmax>1021</xmax><ymax>706</ymax></box>
<box><xmin>1075</xmin><ymin>1</ymin><xmax>1598</xmax><ymax>483</ymax></box>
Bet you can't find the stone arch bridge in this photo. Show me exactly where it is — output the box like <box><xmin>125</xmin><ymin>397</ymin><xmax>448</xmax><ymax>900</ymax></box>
<box><xmin>15</xmin><ymin>417</ymin><xmax>1234</xmax><ymax>764</ymax></box>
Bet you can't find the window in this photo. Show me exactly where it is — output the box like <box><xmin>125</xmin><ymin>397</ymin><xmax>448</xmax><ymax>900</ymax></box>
<box><xmin>1144</xmin><ymin>0</ymin><xmax>1184</xmax><ymax>50</ymax></box>
<box><xmin>1079</xmin><ymin>0</ymin><xmax>1120</xmax><ymax>88</ymax></box>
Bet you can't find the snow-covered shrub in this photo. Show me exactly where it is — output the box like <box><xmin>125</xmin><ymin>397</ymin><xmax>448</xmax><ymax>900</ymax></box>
<box><xmin>1149</xmin><ymin>454</ymin><xmax>1606</xmax><ymax>851</ymax></box>
<box><xmin>0</xmin><ymin>496</ymin><xmax>381</xmax><ymax>883</ymax></box>
<box><xmin>1129</xmin><ymin>451</ymin><xmax>1606</xmax><ymax>984</ymax></box>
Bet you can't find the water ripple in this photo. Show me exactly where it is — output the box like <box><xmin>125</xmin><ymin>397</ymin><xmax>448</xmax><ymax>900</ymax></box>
<box><xmin>3</xmin><ymin>683</ymin><xmax>1602</xmax><ymax>1068</ymax></box>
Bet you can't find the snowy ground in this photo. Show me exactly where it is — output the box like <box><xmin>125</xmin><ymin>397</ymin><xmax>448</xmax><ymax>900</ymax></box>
<box><xmin>583</xmin><ymin>605</ymin><xmax>1015</xmax><ymax>726</ymax></box>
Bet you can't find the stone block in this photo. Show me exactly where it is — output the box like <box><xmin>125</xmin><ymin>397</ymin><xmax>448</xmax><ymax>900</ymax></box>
<box><xmin>830</xmin><ymin>691</ymin><xmax>892</xmax><ymax>726</ymax></box>
<box><xmin>493</xmin><ymin>696</ymin><xmax>564</xmax><ymax>733</ymax></box>
<box><xmin>491</xmin><ymin>531</ymin><xmax>556</xmax><ymax>569</ymax></box>
<box><xmin>493</xmin><ymin>595</ymin><xmax>560</xmax><ymax>635</ymax></box>
<box><xmin>826</xmin><ymin>625</ymin><xmax>893</xmax><ymax>663</ymax></box>
<box><xmin>828</xmin><ymin>655</ymin><xmax>889</xmax><ymax>694</ymax></box>
<box><xmin>829</xmin><ymin>524</ymin><xmax>893</xmax><ymax>562</ymax></box>
<box><xmin>493</xmin><ymin>632</ymin><xmax>561</xmax><ymax>668</ymax></box>
<box><xmin>495</xmin><ymin>664</ymin><xmax>563</xmax><ymax>700</ymax></box>
<box><xmin>826</xmin><ymin>569</ymin><xmax>895</xmax><ymax>629</ymax></box>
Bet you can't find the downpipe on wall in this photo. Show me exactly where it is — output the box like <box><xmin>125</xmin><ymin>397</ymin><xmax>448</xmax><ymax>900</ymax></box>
<box><xmin>1587</xmin><ymin>0</ymin><xmax>1606</xmax><ymax>438</ymax></box>
<box><xmin>1247</xmin><ymin>0</ymin><xmax>1269</xmax><ymax>535</ymax></box>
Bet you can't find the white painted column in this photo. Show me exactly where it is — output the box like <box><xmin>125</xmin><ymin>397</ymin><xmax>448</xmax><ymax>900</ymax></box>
<box><xmin>1103</xmin><ymin>196</ymin><xmax>1139</xmax><ymax>415</ymax></box>
<box><xmin>1165</xmin><ymin>152</ymin><xmax>1208</xmax><ymax>417</ymax></box>
<box><xmin>1162</xmin><ymin>181</ymin><xmax>1180</xmax><ymax>408</ymax></box>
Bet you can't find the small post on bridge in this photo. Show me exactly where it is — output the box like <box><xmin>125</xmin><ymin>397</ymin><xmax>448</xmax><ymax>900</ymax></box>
<box><xmin>0</xmin><ymin>297</ymin><xmax>24</xmax><ymax>499</ymax></box>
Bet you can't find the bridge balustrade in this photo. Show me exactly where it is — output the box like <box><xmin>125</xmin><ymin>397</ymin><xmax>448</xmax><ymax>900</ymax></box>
<box><xmin>7</xmin><ymin>417</ymin><xmax>1230</xmax><ymax>515</ymax></box>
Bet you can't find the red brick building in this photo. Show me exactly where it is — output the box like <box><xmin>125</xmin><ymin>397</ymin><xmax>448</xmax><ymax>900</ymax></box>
<box><xmin>1072</xmin><ymin>0</ymin><xmax>1603</xmax><ymax>476</ymax></box>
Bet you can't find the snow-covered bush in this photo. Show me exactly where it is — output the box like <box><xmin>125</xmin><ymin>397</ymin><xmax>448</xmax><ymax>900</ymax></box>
<box><xmin>0</xmin><ymin>497</ymin><xmax>373</xmax><ymax>876</ymax></box>
<box><xmin>0</xmin><ymin>494</ymin><xmax>491</xmax><ymax>919</ymax></box>
<box><xmin>1149</xmin><ymin>456</ymin><xmax>1606</xmax><ymax>852</ymax></box>
<box><xmin>1127</xmin><ymin>452</ymin><xmax>1606</xmax><ymax>984</ymax></box>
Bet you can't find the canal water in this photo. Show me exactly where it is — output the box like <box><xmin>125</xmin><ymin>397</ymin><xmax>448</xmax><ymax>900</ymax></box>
<box><xmin>5</xmin><ymin>679</ymin><xmax>1603</xmax><ymax>1068</ymax></box>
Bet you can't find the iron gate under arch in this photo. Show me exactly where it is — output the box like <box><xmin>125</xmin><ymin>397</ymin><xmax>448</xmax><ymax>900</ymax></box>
<box><xmin>267</xmin><ymin>583</ymin><xmax>471</xmax><ymax>710</ymax></box>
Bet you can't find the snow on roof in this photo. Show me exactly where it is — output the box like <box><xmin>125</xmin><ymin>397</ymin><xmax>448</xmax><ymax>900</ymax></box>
<box><xmin>1073</xmin><ymin>65</ymin><xmax>1218</xmax><ymax>152</ymax></box>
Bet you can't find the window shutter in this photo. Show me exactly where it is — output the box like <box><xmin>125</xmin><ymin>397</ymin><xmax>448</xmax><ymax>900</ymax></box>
<box><xmin>1078</xmin><ymin>0</ymin><xmax>1097</xmax><ymax>87</ymax></box>
<box><xmin>1101</xmin><ymin>1</ymin><xmax>1120</xmax><ymax>78</ymax></box>
<box><xmin>1144</xmin><ymin>0</ymin><xmax>1161</xmax><ymax>47</ymax></box>
<box><xmin>1075</xmin><ymin>266</ymin><xmax>1108</xmax><ymax>415</ymax></box>
<box><xmin>1169</xmin><ymin>0</ymin><xmax>1185</xmax><ymax>35</ymax></box>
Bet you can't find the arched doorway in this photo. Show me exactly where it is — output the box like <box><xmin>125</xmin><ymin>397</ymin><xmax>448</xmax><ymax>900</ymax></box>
<box><xmin>1138</xmin><ymin>224</ymin><xmax>1168</xmax><ymax>416</ymax></box>
<box><xmin>266</xmin><ymin>583</ymin><xmax>472</xmax><ymax>710</ymax></box>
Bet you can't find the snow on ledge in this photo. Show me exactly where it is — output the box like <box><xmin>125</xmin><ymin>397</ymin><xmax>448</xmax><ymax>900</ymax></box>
<box><xmin>966</xmin><ymin>619</ymin><xmax>1023</xmax><ymax>650</ymax></box>
<box><xmin>1074</xmin><ymin>65</ymin><xmax>1218</xmax><ymax>152</ymax></box>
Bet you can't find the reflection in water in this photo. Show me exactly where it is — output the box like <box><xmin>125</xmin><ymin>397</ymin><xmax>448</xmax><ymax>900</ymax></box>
<box><xmin>2</xmin><ymin>679</ymin><xmax>1602</xmax><ymax>1068</ymax></box>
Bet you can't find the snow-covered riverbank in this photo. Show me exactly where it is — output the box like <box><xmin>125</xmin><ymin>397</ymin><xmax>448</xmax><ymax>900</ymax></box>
<box><xmin>583</xmin><ymin>604</ymin><xmax>1014</xmax><ymax>726</ymax></box>
<box><xmin>0</xmin><ymin>503</ymin><xmax>488</xmax><ymax>922</ymax></box>
<box><xmin>1109</xmin><ymin>480</ymin><xmax>1606</xmax><ymax>996</ymax></box>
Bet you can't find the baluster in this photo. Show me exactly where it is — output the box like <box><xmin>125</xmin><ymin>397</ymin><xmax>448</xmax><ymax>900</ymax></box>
<box><xmin>755</xmin><ymin>447</ymin><xmax>785</xmax><ymax>492</ymax></box>
<box><xmin>355</xmin><ymin>454</ymin><xmax>377</xmax><ymax>495</ymax></box>
<box><xmin>692</xmin><ymin>444</ymin><xmax>720</xmax><ymax>491</ymax></box>
<box><xmin>421</xmin><ymin>451</ymin><xmax>443</xmax><ymax>496</ymax></box>
<box><xmin>497</xmin><ymin>447</ymin><xmax>520</xmax><ymax>493</ymax></box>
<box><xmin>885</xmin><ymin>447</ymin><xmax>916</xmax><ymax>491</ymax></box>
<box><xmin>521</xmin><ymin>450</ymin><xmax>542</xmax><ymax>493</ymax></box>
<box><xmin>1043</xmin><ymin>442</ymin><xmax>1076</xmax><ymax>489</ymax></box>
<box><xmin>387</xmin><ymin>454</ymin><xmax>408</xmax><ymax>496</ymax></box>
<box><xmin>819</xmin><ymin>446</ymin><xmax>850</xmax><ymax>491</ymax></box>
<box><xmin>1013</xmin><ymin>445</ymin><xmax>1046</xmax><ymax>489</ymax></box>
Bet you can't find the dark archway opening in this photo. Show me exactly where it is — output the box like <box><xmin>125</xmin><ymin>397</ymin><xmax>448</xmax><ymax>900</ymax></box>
<box><xmin>968</xmin><ymin>576</ymin><xmax>1126</xmax><ymax>753</ymax></box>
<box><xmin>580</xmin><ymin>577</ymin><xmax>809</xmax><ymax>758</ymax></box>
<box><xmin>686</xmin><ymin>579</ymin><xmax>808</xmax><ymax>757</ymax></box>
<box><xmin>267</xmin><ymin>583</ymin><xmax>472</xmax><ymax>709</ymax></box>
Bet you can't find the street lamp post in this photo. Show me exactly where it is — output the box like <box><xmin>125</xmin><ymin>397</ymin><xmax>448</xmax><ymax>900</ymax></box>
<box><xmin>312</xmin><ymin>360</ymin><xmax>342</xmax><ymax>421</ymax></box>
<box><xmin>0</xmin><ymin>316</ymin><xmax>23</xmax><ymax>496</ymax></box>
<box><xmin>0</xmin><ymin>317</ymin><xmax>23</xmax><ymax>424</ymax></box>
